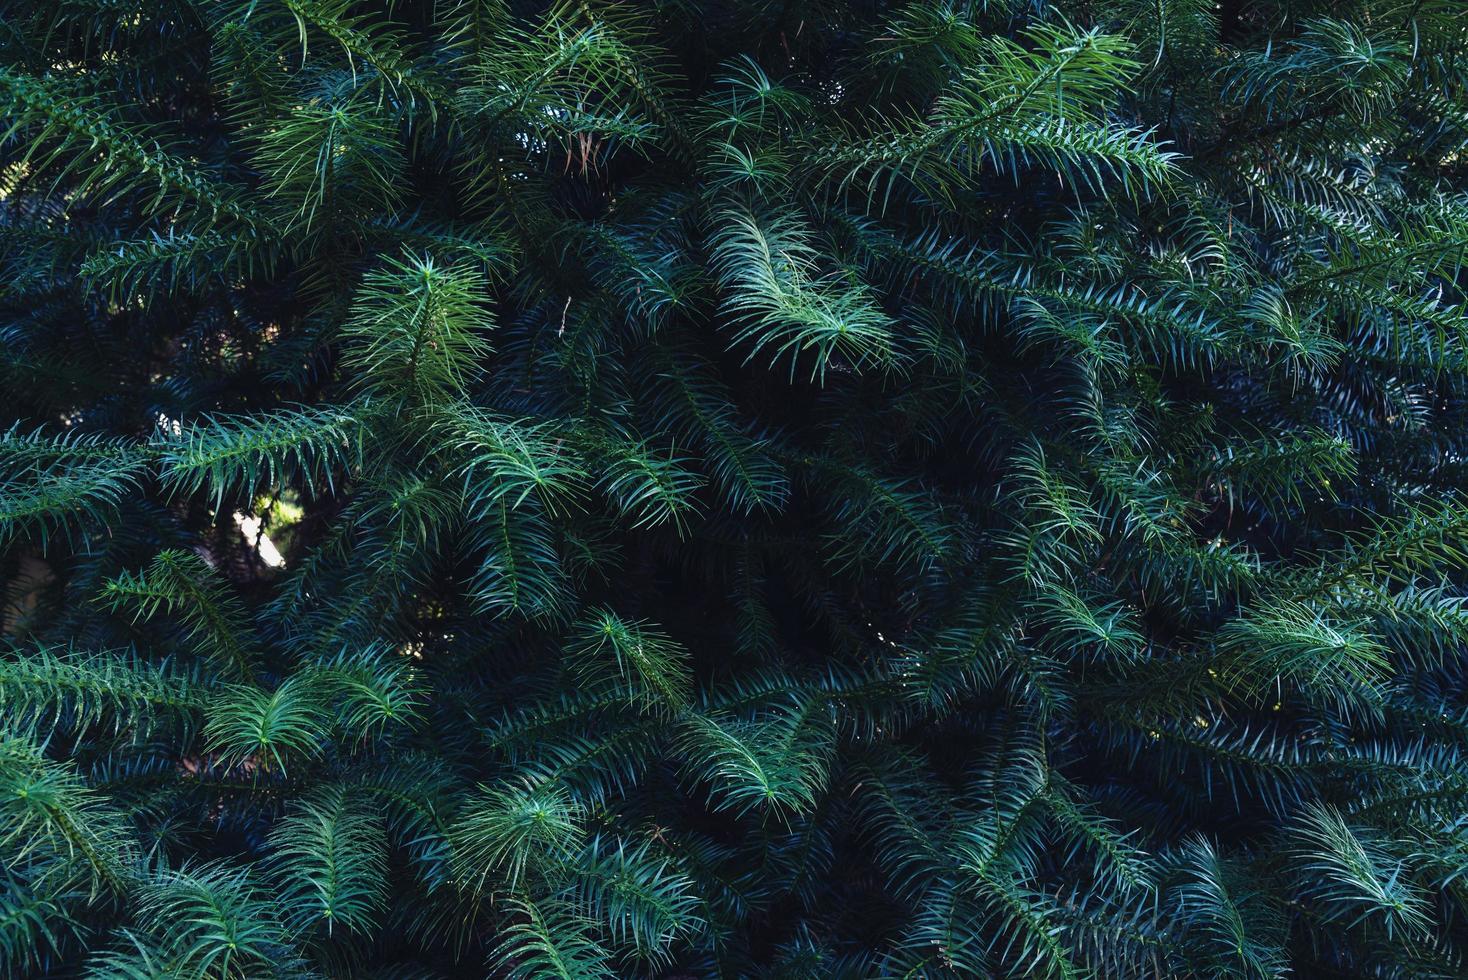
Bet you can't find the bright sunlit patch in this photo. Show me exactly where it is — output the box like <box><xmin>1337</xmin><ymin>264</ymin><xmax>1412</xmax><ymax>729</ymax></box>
<box><xmin>234</xmin><ymin>511</ymin><xmax>285</xmax><ymax>567</ymax></box>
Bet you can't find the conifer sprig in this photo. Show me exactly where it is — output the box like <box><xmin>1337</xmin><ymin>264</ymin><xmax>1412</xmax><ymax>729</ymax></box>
<box><xmin>3</xmin><ymin>0</ymin><xmax>1468</xmax><ymax>975</ymax></box>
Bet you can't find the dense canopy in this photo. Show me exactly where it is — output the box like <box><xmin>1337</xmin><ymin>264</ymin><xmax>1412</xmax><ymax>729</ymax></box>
<box><xmin>4</xmin><ymin>0</ymin><xmax>1468</xmax><ymax>976</ymax></box>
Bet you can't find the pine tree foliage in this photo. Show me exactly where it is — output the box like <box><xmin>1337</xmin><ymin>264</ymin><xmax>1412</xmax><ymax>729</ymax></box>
<box><xmin>3</xmin><ymin>0</ymin><xmax>1468</xmax><ymax>975</ymax></box>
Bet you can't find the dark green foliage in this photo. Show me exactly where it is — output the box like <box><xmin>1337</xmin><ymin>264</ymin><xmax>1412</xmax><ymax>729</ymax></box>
<box><xmin>3</xmin><ymin>0</ymin><xmax>1468</xmax><ymax>975</ymax></box>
